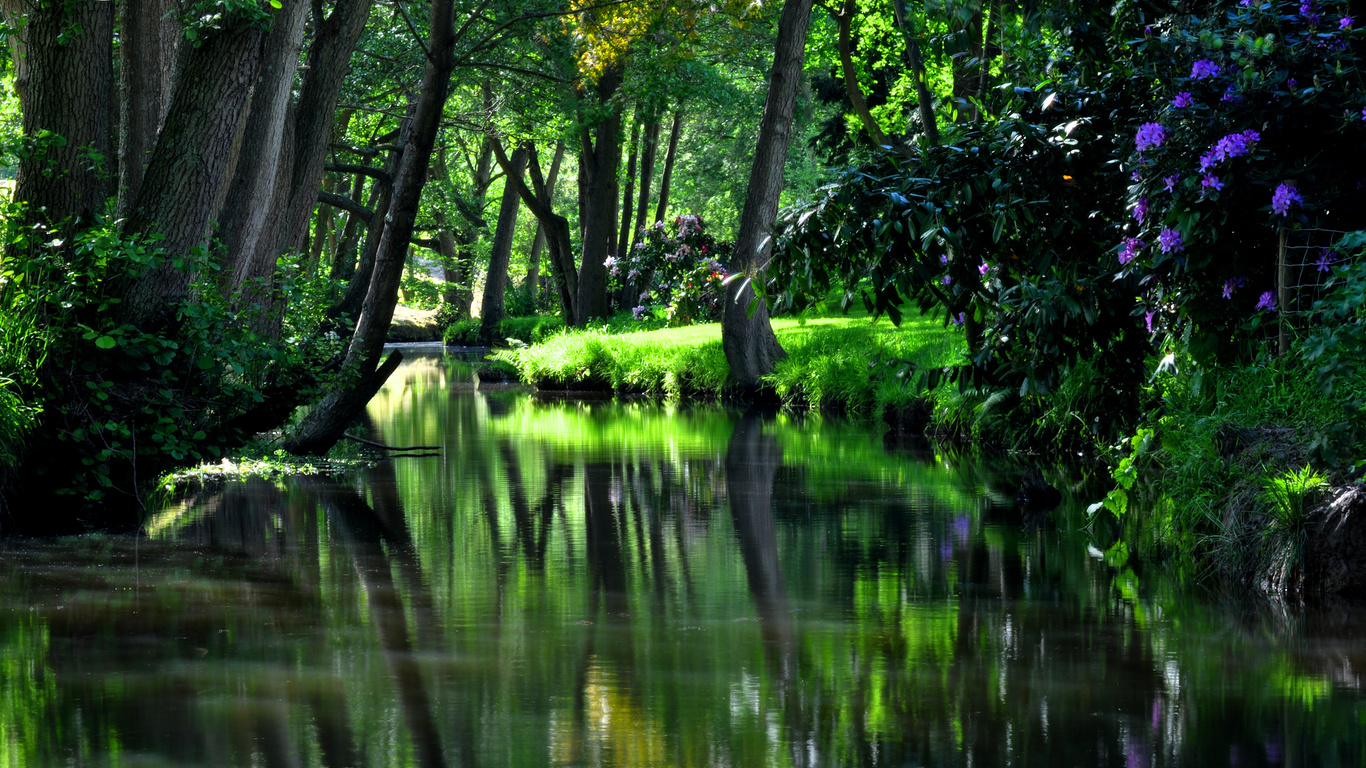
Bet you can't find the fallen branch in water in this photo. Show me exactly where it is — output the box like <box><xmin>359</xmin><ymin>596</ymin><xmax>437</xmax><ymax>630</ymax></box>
<box><xmin>342</xmin><ymin>434</ymin><xmax>441</xmax><ymax>452</ymax></box>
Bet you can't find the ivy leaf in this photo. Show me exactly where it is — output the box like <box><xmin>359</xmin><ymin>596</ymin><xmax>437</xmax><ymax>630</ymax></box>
<box><xmin>95</xmin><ymin>336</ymin><xmax>117</xmax><ymax>349</ymax></box>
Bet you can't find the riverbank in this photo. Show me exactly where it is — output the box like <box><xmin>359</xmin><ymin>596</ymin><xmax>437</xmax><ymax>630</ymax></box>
<box><xmin>495</xmin><ymin>314</ymin><xmax>966</xmax><ymax>423</ymax></box>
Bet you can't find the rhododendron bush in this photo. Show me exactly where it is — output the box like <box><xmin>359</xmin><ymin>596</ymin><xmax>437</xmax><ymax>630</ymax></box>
<box><xmin>607</xmin><ymin>215</ymin><xmax>733</xmax><ymax>326</ymax></box>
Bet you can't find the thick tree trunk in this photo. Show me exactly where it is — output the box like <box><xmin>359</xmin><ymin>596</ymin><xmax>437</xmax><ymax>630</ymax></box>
<box><xmin>722</xmin><ymin>0</ymin><xmax>815</xmax><ymax>390</ymax></box>
<box><xmin>524</xmin><ymin>139</ymin><xmax>565</xmax><ymax>296</ymax></box>
<box><xmin>575</xmin><ymin>64</ymin><xmax>624</xmax><ymax>324</ymax></box>
<box><xmin>278</xmin><ymin>0</ymin><xmax>375</xmax><ymax>257</ymax></box>
<box><xmin>285</xmin><ymin>0</ymin><xmax>457</xmax><ymax>456</ymax></box>
<box><xmin>479</xmin><ymin>144</ymin><xmax>528</xmax><ymax>341</ymax></box>
<box><xmin>117</xmin><ymin>0</ymin><xmax>177</xmax><ymax>219</ymax></box>
<box><xmin>120</xmin><ymin>21</ymin><xmax>265</xmax><ymax>330</ymax></box>
<box><xmin>616</xmin><ymin>119</ymin><xmax>640</xmax><ymax>262</ymax></box>
<box><xmin>493</xmin><ymin>138</ymin><xmax>577</xmax><ymax>325</ymax></box>
<box><xmin>11</xmin><ymin>0</ymin><xmax>113</xmax><ymax>237</ymax></box>
<box><xmin>632</xmin><ymin>118</ymin><xmax>660</xmax><ymax>250</ymax></box>
<box><xmin>653</xmin><ymin>110</ymin><xmax>683</xmax><ymax>225</ymax></box>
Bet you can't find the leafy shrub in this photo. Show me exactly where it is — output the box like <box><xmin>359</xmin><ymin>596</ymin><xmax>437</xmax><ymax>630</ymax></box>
<box><xmin>608</xmin><ymin>215</ymin><xmax>733</xmax><ymax>326</ymax></box>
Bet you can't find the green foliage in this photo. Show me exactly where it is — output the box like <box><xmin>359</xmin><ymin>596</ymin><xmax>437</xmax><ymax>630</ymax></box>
<box><xmin>1300</xmin><ymin>231</ymin><xmax>1366</xmax><ymax>468</ymax></box>
<box><xmin>400</xmin><ymin>270</ymin><xmax>444</xmax><ymax>310</ymax></box>
<box><xmin>443</xmin><ymin>315</ymin><xmax>566</xmax><ymax>346</ymax></box>
<box><xmin>1259</xmin><ymin>463</ymin><xmax>1328</xmax><ymax>532</ymax></box>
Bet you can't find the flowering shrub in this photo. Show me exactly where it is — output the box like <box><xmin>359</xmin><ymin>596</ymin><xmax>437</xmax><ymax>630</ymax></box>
<box><xmin>606</xmin><ymin>215</ymin><xmax>733</xmax><ymax>326</ymax></box>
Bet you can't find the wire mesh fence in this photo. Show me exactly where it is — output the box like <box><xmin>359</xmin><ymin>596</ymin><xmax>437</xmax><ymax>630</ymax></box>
<box><xmin>1279</xmin><ymin>227</ymin><xmax>1350</xmax><ymax>317</ymax></box>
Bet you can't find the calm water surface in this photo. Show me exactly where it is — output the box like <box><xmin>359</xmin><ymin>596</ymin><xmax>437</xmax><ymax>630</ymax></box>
<box><xmin>2</xmin><ymin>349</ymin><xmax>1364</xmax><ymax>767</ymax></box>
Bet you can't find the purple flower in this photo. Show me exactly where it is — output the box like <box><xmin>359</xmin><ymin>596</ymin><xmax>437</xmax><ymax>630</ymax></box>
<box><xmin>1221</xmin><ymin>86</ymin><xmax>1243</xmax><ymax>103</ymax></box>
<box><xmin>632</xmin><ymin>305</ymin><xmax>649</xmax><ymax>320</ymax></box>
<box><xmin>950</xmin><ymin>312</ymin><xmax>965</xmax><ymax>326</ymax></box>
<box><xmin>940</xmin><ymin>254</ymin><xmax>949</xmax><ymax>265</ymax></box>
<box><xmin>1191</xmin><ymin>59</ymin><xmax>1222</xmax><ymax>80</ymax></box>
<box><xmin>1341</xmin><ymin>16</ymin><xmax>1354</xmax><ymax>29</ymax></box>
<box><xmin>1288</xmin><ymin>78</ymin><xmax>1298</xmax><ymax>90</ymax></box>
<box><xmin>942</xmin><ymin>275</ymin><xmax>952</xmax><ymax>285</ymax></box>
<box><xmin>639</xmin><ymin>290</ymin><xmax>651</xmax><ymax>302</ymax></box>
<box><xmin>1164</xmin><ymin>174</ymin><xmax>1181</xmax><ymax>192</ymax></box>
<box><xmin>978</xmin><ymin>262</ymin><xmax>990</xmax><ymax>276</ymax></box>
<box><xmin>1133</xmin><ymin>197</ymin><xmax>1151</xmax><ymax>223</ymax></box>
<box><xmin>627</xmin><ymin>268</ymin><xmax>641</xmax><ymax>280</ymax></box>
<box><xmin>1222</xmin><ymin>276</ymin><xmax>1248</xmax><ymax>298</ymax></box>
<box><xmin>1145</xmin><ymin>311</ymin><xmax>1155</xmax><ymax>333</ymax></box>
<box><xmin>1199</xmin><ymin>150</ymin><xmax>1218</xmax><ymax>172</ymax></box>
<box><xmin>1360</xmin><ymin>107</ymin><xmax>1366</xmax><ymax>122</ymax></box>
<box><xmin>1172</xmin><ymin>92</ymin><xmax>1194</xmax><ymax>108</ymax></box>
<box><xmin>1201</xmin><ymin>174</ymin><xmax>1225</xmax><ymax>194</ymax></box>
<box><xmin>1135</xmin><ymin>122</ymin><xmax>1167</xmax><ymax>152</ymax></box>
<box><xmin>1271</xmin><ymin>183</ymin><xmax>1303</xmax><ymax>216</ymax></box>
<box><xmin>1256</xmin><ymin>291</ymin><xmax>1277</xmax><ymax>312</ymax></box>
<box><xmin>1119</xmin><ymin>237</ymin><xmax>1145</xmax><ymax>265</ymax></box>
<box><xmin>1316</xmin><ymin>249</ymin><xmax>1338</xmax><ymax>272</ymax></box>
<box><xmin>1132</xmin><ymin>170</ymin><xmax>1142</xmax><ymax>183</ymax></box>
<box><xmin>1158</xmin><ymin>228</ymin><xmax>1185</xmax><ymax>253</ymax></box>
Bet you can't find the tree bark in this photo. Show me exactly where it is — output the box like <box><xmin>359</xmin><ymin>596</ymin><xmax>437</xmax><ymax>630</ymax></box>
<box><xmin>523</xmin><ymin>139</ymin><xmax>565</xmax><ymax>296</ymax></box>
<box><xmin>216</xmin><ymin>0</ymin><xmax>310</xmax><ymax>298</ymax></box>
<box><xmin>653</xmin><ymin>110</ymin><xmax>683</xmax><ymax>225</ymax></box>
<box><xmin>329</xmin><ymin>137</ymin><xmax>400</xmax><ymax>323</ymax></box>
<box><xmin>616</xmin><ymin>119</ymin><xmax>640</xmax><ymax>262</ymax></box>
<box><xmin>479</xmin><ymin>144</ymin><xmax>528</xmax><ymax>341</ymax></box>
<box><xmin>575</xmin><ymin>64</ymin><xmax>624</xmax><ymax>325</ymax></box>
<box><xmin>120</xmin><ymin>20</ymin><xmax>265</xmax><ymax>330</ymax></box>
<box><xmin>117</xmin><ymin>0</ymin><xmax>177</xmax><ymax>219</ymax></box>
<box><xmin>493</xmin><ymin>138</ymin><xmax>577</xmax><ymax>326</ymax></box>
<box><xmin>953</xmin><ymin>1</ymin><xmax>984</xmax><ymax>122</ymax></box>
<box><xmin>892</xmin><ymin>0</ymin><xmax>939</xmax><ymax>146</ymax></box>
<box><xmin>722</xmin><ymin>0</ymin><xmax>814</xmax><ymax>390</ymax></box>
<box><xmin>834</xmin><ymin>0</ymin><xmax>889</xmax><ymax>147</ymax></box>
<box><xmin>285</xmin><ymin>0</ymin><xmax>457</xmax><ymax>456</ymax></box>
<box><xmin>278</xmin><ymin>0</ymin><xmax>375</xmax><ymax>257</ymax></box>
<box><xmin>11</xmin><ymin>0</ymin><xmax>113</xmax><ymax>237</ymax></box>
<box><xmin>632</xmin><ymin>117</ymin><xmax>660</xmax><ymax>251</ymax></box>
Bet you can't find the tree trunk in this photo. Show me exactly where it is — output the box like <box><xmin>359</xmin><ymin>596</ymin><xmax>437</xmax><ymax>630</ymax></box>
<box><xmin>892</xmin><ymin>0</ymin><xmax>939</xmax><ymax>146</ymax></box>
<box><xmin>117</xmin><ymin>0</ymin><xmax>177</xmax><ymax>219</ymax></box>
<box><xmin>834</xmin><ymin>0</ymin><xmax>889</xmax><ymax>147</ymax></box>
<box><xmin>653</xmin><ymin>110</ymin><xmax>683</xmax><ymax>225</ymax></box>
<box><xmin>479</xmin><ymin>144</ymin><xmax>528</xmax><ymax>341</ymax></box>
<box><xmin>331</xmin><ymin>171</ymin><xmax>371</xmax><ymax>283</ymax></box>
<box><xmin>493</xmin><ymin>138</ymin><xmax>577</xmax><ymax>325</ymax></box>
<box><xmin>278</xmin><ymin>0</ymin><xmax>375</xmax><ymax>257</ymax></box>
<box><xmin>11</xmin><ymin>0</ymin><xmax>113</xmax><ymax>237</ymax></box>
<box><xmin>330</xmin><ymin>138</ymin><xmax>400</xmax><ymax>323</ymax></box>
<box><xmin>216</xmin><ymin>0</ymin><xmax>310</xmax><ymax>298</ymax></box>
<box><xmin>616</xmin><ymin>119</ymin><xmax>640</xmax><ymax>262</ymax></box>
<box><xmin>632</xmin><ymin>118</ymin><xmax>660</xmax><ymax>251</ymax></box>
<box><xmin>523</xmin><ymin>139</ymin><xmax>565</xmax><ymax>296</ymax></box>
<box><xmin>722</xmin><ymin>0</ymin><xmax>814</xmax><ymax>390</ymax></box>
<box><xmin>120</xmin><ymin>20</ymin><xmax>265</xmax><ymax>330</ymax></box>
<box><xmin>952</xmin><ymin>1</ymin><xmax>984</xmax><ymax>122</ymax></box>
<box><xmin>285</xmin><ymin>0</ymin><xmax>457</xmax><ymax>456</ymax></box>
<box><xmin>575</xmin><ymin>64</ymin><xmax>624</xmax><ymax>324</ymax></box>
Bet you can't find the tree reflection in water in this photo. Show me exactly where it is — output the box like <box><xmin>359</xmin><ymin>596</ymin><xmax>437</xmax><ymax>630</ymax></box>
<box><xmin>0</xmin><ymin>351</ymin><xmax>1364</xmax><ymax>766</ymax></box>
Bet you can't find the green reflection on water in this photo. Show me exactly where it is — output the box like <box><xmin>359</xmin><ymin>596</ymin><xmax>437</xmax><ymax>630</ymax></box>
<box><xmin>0</xmin><ymin>350</ymin><xmax>1363</xmax><ymax>767</ymax></box>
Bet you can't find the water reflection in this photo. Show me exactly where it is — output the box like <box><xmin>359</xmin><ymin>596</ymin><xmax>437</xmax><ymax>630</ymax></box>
<box><xmin>0</xmin><ymin>350</ymin><xmax>1364</xmax><ymax>766</ymax></box>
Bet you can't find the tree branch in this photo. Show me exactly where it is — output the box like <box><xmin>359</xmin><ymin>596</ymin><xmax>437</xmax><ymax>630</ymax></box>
<box><xmin>318</xmin><ymin>190</ymin><xmax>374</xmax><ymax>223</ymax></box>
<box><xmin>325</xmin><ymin>162</ymin><xmax>393</xmax><ymax>185</ymax></box>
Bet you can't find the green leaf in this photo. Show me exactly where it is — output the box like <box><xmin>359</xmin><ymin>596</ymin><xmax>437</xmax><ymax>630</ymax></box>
<box><xmin>269</xmin><ymin>0</ymin><xmax>282</xmax><ymax>6</ymax></box>
<box><xmin>95</xmin><ymin>335</ymin><xmax>117</xmax><ymax>349</ymax></box>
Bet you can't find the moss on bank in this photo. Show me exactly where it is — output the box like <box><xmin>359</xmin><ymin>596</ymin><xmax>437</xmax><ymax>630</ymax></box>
<box><xmin>495</xmin><ymin>314</ymin><xmax>966</xmax><ymax>416</ymax></box>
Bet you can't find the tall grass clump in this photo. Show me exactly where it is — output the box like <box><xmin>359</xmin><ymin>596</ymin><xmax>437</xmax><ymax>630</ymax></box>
<box><xmin>0</xmin><ymin>297</ymin><xmax>47</xmax><ymax>480</ymax></box>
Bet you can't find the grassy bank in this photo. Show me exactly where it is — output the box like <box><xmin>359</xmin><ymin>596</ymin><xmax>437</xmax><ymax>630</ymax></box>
<box><xmin>496</xmin><ymin>313</ymin><xmax>966</xmax><ymax>416</ymax></box>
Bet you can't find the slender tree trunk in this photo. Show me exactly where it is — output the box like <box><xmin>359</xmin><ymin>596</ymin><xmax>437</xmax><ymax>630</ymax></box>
<box><xmin>523</xmin><ymin>139</ymin><xmax>565</xmax><ymax>296</ymax></box>
<box><xmin>331</xmin><ymin>171</ymin><xmax>370</xmax><ymax>283</ymax></box>
<box><xmin>278</xmin><ymin>0</ymin><xmax>375</xmax><ymax>257</ymax></box>
<box><xmin>117</xmin><ymin>0</ymin><xmax>176</xmax><ymax>219</ymax></box>
<box><xmin>120</xmin><ymin>21</ymin><xmax>265</xmax><ymax>330</ymax></box>
<box><xmin>479</xmin><ymin>144</ymin><xmax>528</xmax><ymax>341</ymax></box>
<box><xmin>632</xmin><ymin>118</ymin><xmax>660</xmax><ymax>251</ymax></box>
<box><xmin>722</xmin><ymin>0</ymin><xmax>815</xmax><ymax>390</ymax></box>
<box><xmin>285</xmin><ymin>0</ymin><xmax>457</xmax><ymax>455</ymax></box>
<box><xmin>493</xmin><ymin>138</ymin><xmax>577</xmax><ymax>325</ymax></box>
<box><xmin>892</xmin><ymin>0</ymin><xmax>939</xmax><ymax>146</ymax></box>
<box><xmin>953</xmin><ymin>1</ymin><xmax>984</xmax><ymax>122</ymax></box>
<box><xmin>616</xmin><ymin>120</ymin><xmax>640</xmax><ymax>262</ymax></box>
<box><xmin>653</xmin><ymin>110</ymin><xmax>683</xmax><ymax>226</ymax></box>
<box><xmin>575</xmin><ymin>64</ymin><xmax>624</xmax><ymax>325</ymax></box>
<box><xmin>217</xmin><ymin>0</ymin><xmax>310</xmax><ymax>298</ymax></box>
<box><xmin>330</xmin><ymin>138</ymin><xmax>400</xmax><ymax>323</ymax></box>
<box><xmin>834</xmin><ymin>0</ymin><xmax>889</xmax><ymax>147</ymax></box>
<box><xmin>11</xmin><ymin>0</ymin><xmax>113</xmax><ymax>237</ymax></box>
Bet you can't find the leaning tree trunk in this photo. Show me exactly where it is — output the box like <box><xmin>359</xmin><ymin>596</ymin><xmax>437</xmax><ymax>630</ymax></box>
<box><xmin>494</xmin><ymin>138</ymin><xmax>578</xmax><ymax>325</ymax></box>
<box><xmin>284</xmin><ymin>0</ymin><xmax>457</xmax><ymax>456</ymax></box>
<box><xmin>653</xmin><ymin>110</ymin><xmax>683</xmax><ymax>225</ymax></box>
<box><xmin>119</xmin><ymin>20</ymin><xmax>265</xmax><ymax>331</ymax></box>
<box><xmin>524</xmin><ymin>139</ymin><xmax>565</xmax><ymax>297</ymax></box>
<box><xmin>575</xmin><ymin>63</ymin><xmax>625</xmax><ymax>325</ymax></box>
<box><xmin>721</xmin><ymin>0</ymin><xmax>815</xmax><ymax>390</ymax></box>
<box><xmin>478</xmin><ymin>144</ymin><xmax>528</xmax><ymax>342</ymax></box>
<box><xmin>11</xmin><ymin>0</ymin><xmax>113</xmax><ymax>239</ymax></box>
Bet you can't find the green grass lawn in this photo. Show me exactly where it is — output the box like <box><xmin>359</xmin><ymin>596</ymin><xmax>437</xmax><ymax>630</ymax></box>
<box><xmin>496</xmin><ymin>312</ymin><xmax>967</xmax><ymax>414</ymax></box>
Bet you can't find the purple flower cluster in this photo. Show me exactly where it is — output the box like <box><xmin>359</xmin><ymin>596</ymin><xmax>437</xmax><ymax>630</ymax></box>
<box><xmin>1145</xmin><ymin>311</ymin><xmax>1156</xmax><ymax>333</ymax></box>
<box><xmin>1222</xmin><ymin>276</ymin><xmax>1248</xmax><ymax>298</ymax></box>
<box><xmin>1198</xmin><ymin>130</ymin><xmax>1260</xmax><ymax>171</ymax></box>
<box><xmin>1256</xmin><ymin>291</ymin><xmax>1277</xmax><ymax>312</ymax></box>
<box><xmin>1158</xmin><ymin>228</ymin><xmax>1185</xmax><ymax>254</ymax></box>
<box><xmin>1271</xmin><ymin>183</ymin><xmax>1303</xmax><ymax>216</ymax></box>
<box><xmin>1191</xmin><ymin>59</ymin><xmax>1222</xmax><ymax>80</ymax></box>
<box><xmin>1221</xmin><ymin>86</ymin><xmax>1243</xmax><ymax>104</ymax></box>
<box><xmin>1172</xmin><ymin>92</ymin><xmax>1194</xmax><ymax>108</ymax></box>
<box><xmin>1317</xmin><ymin>249</ymin><xmax>1338</xmax><ymax>272</ymax></box>
<box><xmin>1135</xmin><ymin>122</ymin><xmax>1167</xmax><ymax>152</ymax></box>
<box><xmin>978</xmin><ymin>262</ymin><xmax>990</xmax><ymax>276</ymax></box>
<box><xmin>1164</xmin><ymin>174</ymin><xmax>1181</xmax><ymax>192</ymax></box>
<box><xmin>1342</xmin><ymin>16</ymin><xmax>1354</xmax><ymax>30</ymax></box>
<box><xmin>1201</xmin><ymin>174</ymin><xmax>1225</xmax><ymax>195</ymax></box>
<box><xmin>1133</xmin><ymin>197</ymin><xmax>1150</xmax><ymax>223</ymax></box>
<box><xmin>1119</xmin><ymin>237</ymin><xmax>1145</xmax><ymax>265</ymax></box>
